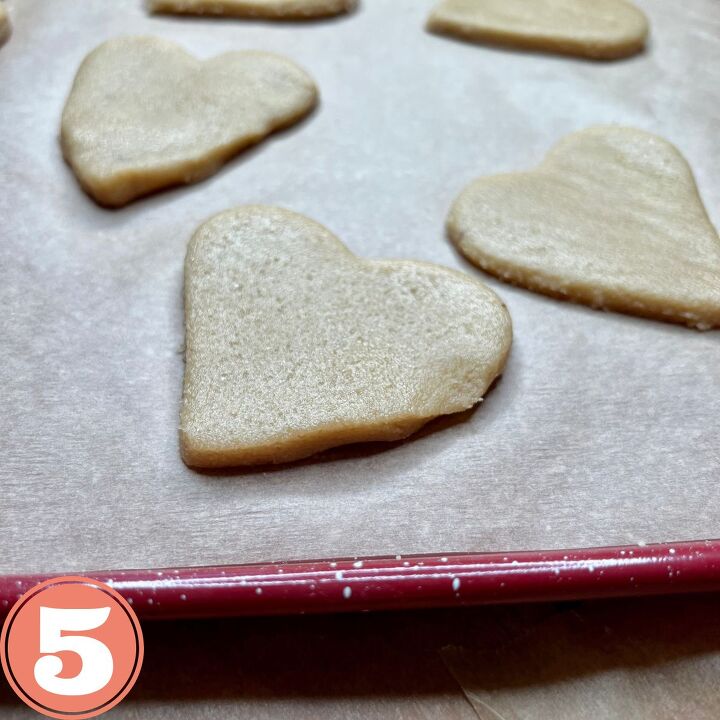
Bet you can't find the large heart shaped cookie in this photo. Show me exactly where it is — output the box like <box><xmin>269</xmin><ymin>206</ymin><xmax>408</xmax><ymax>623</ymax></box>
<box><xmin>427</xmin><ymin>0</ymin><xmax>648</xmax><ymax>60</ymax></box>
<box><xmin>447</xmin><ymin>126</ymin><xmax>720</xmax><ymax>330</ymax></box>
<box><xmin>181</xmin><ymin>206</ymin><xmax>512</xmax><ymax>467</ymax></box>
<box><xmin>61</xmin><ymin>37</ymin><xmax>317</xmax><ymax>207</ymax></box>
<box><xmin>147</xmin><ymin>0</ymin><xmax>357</xmax><ymax>19</ymax></box>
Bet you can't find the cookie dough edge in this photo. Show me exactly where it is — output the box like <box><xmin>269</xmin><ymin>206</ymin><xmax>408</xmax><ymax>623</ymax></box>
<box><xmin>146</xmin><ymin>0</ymin><xmax>358</xmax><ymax>20</ymax></box>
<box><xmin>0</xmin><ymin>4</ymin><xmax>11</xmax><ymax>48</ymax></box>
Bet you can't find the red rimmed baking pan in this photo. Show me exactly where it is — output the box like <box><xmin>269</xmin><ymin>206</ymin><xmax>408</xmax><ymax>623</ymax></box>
<box><xmin>2</xmin><ymin>0</ymin><xmax>719</xmax><ymax>622</ymax></box>
<box><xmin>2</xmin><ymin>540</ymin><xmax>719</xmax><ymax>620</ymax></box>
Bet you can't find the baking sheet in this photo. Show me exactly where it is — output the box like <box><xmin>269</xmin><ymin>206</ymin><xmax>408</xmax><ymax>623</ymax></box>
<box><xmin>1</xmin><ymin>0</ymin><xmax>718</xmax><ymax>576</ymax></box>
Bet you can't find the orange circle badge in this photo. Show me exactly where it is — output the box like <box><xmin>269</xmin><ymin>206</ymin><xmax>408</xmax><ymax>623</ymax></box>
<box><xmin>1</xmin><ymin>576</ymin><xmax>143</xmax><ymax>719</ymax></box>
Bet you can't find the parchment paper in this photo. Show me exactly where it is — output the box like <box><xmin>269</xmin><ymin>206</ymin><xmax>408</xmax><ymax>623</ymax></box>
<box><xmin>1</xmin><ymin>0</ymin><xmax>718</xmax><ymax>576</ymax></box>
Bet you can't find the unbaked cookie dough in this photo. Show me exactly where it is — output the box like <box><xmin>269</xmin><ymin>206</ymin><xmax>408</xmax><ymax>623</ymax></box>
<box><xmin>447</xmin><ymin>126</ymin><xmax>720</xmax><ymax>330</ymax></box>
<box><xmin>147</xmin><ymin>0</ymin><xmax>357</xmax><ymax>19</ymax></box>
<box><xmin>61</xmin><ymin>37</ymin><xmax>317</xmax><ymax>207</ymax></box>
<box><xmin>0</xmin><ymin>3</ymin><xmax>11</xmax><ymax>47</ymax></box>
<box><xmin>427</xmin><ymin>0</ymin><xmax>649</xmax><ymax>60</ymax></box>
<box><xmin>181</xmin><ymin>206</ymin><xmax>512</xmax><ymax>467</ymax></box>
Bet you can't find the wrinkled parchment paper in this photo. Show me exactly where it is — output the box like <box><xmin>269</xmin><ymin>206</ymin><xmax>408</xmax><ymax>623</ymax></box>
<box><xmin>1</xmin><ymin>0</ymin><xmax>718</xmax><ymax>575</ymax></box>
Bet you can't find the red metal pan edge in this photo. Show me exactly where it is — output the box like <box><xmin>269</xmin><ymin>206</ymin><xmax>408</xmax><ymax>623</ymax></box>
<box><xmin>2</xmin><ymin>539</ymin><xmax>719</xmax><ymax>621</ymax></box>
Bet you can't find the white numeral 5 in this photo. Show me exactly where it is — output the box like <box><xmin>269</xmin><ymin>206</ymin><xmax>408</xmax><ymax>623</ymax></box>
<box><xmin>34</xmin><ymin>606</ymin><xmax>114</xmax><ymax>696</ymax></box>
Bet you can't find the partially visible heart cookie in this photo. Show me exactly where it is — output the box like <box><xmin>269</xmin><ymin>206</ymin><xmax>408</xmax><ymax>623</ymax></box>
<box><xmin>427</xmin><ymin>0</ymin><xmax>649</xmax><ymax>60</ymax></box>
<box><xmin>61</xmin><ymin>37</ymin><xmax>317</xmax><ymax>207</ymax></box>
<box><xmin>447</xmin><ymin>126</ymin><xmax>720</xmax><ymax>330</ymax></box>
<box><xmin>181</xmin><ymin>206</ymin><xmax>512</xmax><ymax>467</ymax></box>
<box><xmin>0</xmin><ymin>2</ymin><xmax>11</xmax><ymax>47</ymax></box>
<box><xmin>147</xmin><ymin>0</ymin><xmax>357</xmax><ymax>19</ymax></box>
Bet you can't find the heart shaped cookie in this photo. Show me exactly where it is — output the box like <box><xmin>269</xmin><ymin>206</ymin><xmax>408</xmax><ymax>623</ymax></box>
<box><xmin>427</xmin><ymin>0</ymin><xmax>648</xmax><ymax>60</ymax></box>
<box><xmin>447</xmin><ymin>126</ymin><xmax>720</xmax><ymax>330</ymax></box>
<box><xmin>181</xmin><ymin>206</ymin><xmax>512</xmax><ymax>467</ymax></box>
<box><xmin>147</xmin><ymin>0</ymin><xmax>357</xmax><ymax>19</ymax></box>
<box><xmin>61</xmin><ymin>37</ymin><xmax>317</xmax><ymax>207</ymax></box>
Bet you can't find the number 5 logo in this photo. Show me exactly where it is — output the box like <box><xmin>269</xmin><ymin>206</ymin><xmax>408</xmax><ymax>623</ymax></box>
<box><xmin>1</xmin><ymin>577</ymin><xmax>143</xmax><ymax>719</ymax></box>
<box><xmin>35</xmin><ymin>607</ymin><xmax>114</xmax><ymax>696</ymax></box>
